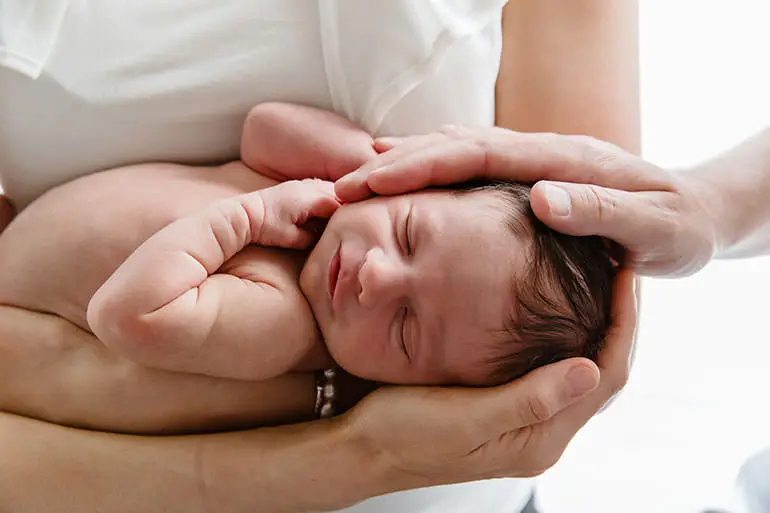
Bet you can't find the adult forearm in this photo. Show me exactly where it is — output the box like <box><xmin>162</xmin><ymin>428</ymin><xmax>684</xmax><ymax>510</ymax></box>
<box><xmin>0</xmin><ymin>412</ymin><xmax>391</xmax><ymax>513</ymax></box>
<box><xmin>496</xmin><ymin>0</ymin><xmax>641</xmax><ymax>154</ymax></box>
<box><xmin>685</xmin><ymin>127</ymin><xmax>770</xmax><ymax>259</ymax></box>
<box><xmin>199</xmin><ymin>419</ymin><xmax>395</xmax><ymax>513</ymax></box>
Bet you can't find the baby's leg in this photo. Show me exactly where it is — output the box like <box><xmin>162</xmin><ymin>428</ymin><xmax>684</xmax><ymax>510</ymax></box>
<box><xmin>241</xmin><ymin>103</ymin><xmax>377</xmax><ymax>182</ymax></box>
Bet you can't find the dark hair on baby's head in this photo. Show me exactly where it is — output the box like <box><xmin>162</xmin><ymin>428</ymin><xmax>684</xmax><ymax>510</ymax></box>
<box><xmin>456</xmin><ymin>181</ymin><xmax>616</xmax><ymax>385</ymax></box>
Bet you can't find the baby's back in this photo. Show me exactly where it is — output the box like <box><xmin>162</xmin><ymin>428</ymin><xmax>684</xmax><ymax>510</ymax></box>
<box><xmin>0</xmin><ymin>162</ymin><xmax>278</xmax><ymax>330</ymax></box>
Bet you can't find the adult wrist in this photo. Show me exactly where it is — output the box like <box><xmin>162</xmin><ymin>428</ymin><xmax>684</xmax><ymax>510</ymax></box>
<box><xmin>677</xmin><ymin>165</ymin><xmax>726</xmax><ymax>258</ymax></box>
<box><xmin>330</xmin><ymin>411</ymin><xmax>421</xmax><ymax>507</ymax></box>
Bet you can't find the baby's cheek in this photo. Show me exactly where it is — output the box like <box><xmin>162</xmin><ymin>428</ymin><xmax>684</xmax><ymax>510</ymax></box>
<box><xmin>326</xmin><ymin>322</ymin><xmax>391</xmax><ymax>379</ymax></box>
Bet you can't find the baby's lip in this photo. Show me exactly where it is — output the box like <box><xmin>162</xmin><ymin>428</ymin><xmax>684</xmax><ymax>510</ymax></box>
<box><xmin>328</xmin><ymin>244</ymin><xmax>342</xmax><ymax>303</ymax></box>
<box><xmin>332</xmin><ymin>246</ymin><xmax>363</xmax><ymax>316</ymax></box>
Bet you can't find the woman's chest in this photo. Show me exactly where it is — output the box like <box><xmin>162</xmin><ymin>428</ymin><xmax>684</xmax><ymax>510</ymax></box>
<box><xmin>0</xmin><ymin>0</ymin><xmax>506</xmax><ymax>208</ymax></box>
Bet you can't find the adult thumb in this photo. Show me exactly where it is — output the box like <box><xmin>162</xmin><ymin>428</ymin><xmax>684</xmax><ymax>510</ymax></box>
<box><xmin>530</xmin><ymin>181</ymin><xmax>640</xmax><ymax>242</ymax></box>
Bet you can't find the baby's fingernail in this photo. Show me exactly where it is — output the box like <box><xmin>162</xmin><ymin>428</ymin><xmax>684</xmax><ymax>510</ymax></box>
<box><xmin>566</xmin><ymin>365</ymin><xmax>598</xmax><ymax>398</ymax></box>
<box><xmin>543</xmin><ymin>184</ymin><xmax>571</xmax><ymax>217</ymax></box>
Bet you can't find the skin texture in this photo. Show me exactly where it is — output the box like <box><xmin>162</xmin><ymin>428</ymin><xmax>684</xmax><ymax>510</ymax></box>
<box><xmin>86</xmin><ymin>104</ymin><xmax>527</xmax><ymax>387</ymax></box>
<box><xmin>0</xmin><ymin>270</ymin><xmax>635</xmax><ymax>513</ymax></box>
<box><xmin>302</xmin><ymin>190</ymin><xmax>523</xmax><ymax>385</ymax></box>
<box><xmin>495</xmin><ymin>0</ymin><xmax>641</xmax><ymax>154</ymax></box>
<box><xmin>0</xmin><ymin>103</ymin><xmax>527</xmax><ymax>435</ymax></box>
<box><xmin>337</xmin><ymin>125</ymin><xmax>770</xmax><ymax>276</ymax></box>
<box><xmin>0</xmin><ymin>3</ymin><xmax>645</xmax><ymax>510</ymax></box>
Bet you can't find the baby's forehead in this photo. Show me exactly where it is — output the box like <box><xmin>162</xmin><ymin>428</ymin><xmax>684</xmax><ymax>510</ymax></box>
<box><xmin>410</xmin><ymin>187</ymin><xmax>521</xmax><ymax>218</ymax></box>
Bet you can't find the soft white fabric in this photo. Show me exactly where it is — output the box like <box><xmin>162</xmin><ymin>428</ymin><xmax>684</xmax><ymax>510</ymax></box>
<box><xmin>0</xmin><ymin>1</ymin><xmax>533</xmax><ymax>512</ymax></box>
<box><xmin>1</xmin><ymin>0</ymin><xmax>506</xmax><ymax>209</ymax></box>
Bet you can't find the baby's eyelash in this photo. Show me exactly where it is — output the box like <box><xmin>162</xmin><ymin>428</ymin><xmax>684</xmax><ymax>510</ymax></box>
<box><xmin>404</xmin><ymin>209</ymin><xmax>412</xmax><ymax>255</ymax></box>
<box><xmin>400</xmin><ymin>307</ymin><xmax>410</xmax><ymax>360</ymax></box>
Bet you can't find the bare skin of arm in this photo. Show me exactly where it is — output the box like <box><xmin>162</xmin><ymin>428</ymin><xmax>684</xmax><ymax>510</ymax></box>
<box><xmin>0</xmin><ymin>305</ymin><xmax>324</xmax><ymax>434</ymax></box>
<box><xmin>496</xmin><ymin>0</ymin><xmax>641</xmax><ymax>154</ymax></box>
<box><xmin>693</xmin><ymin>127</ymin><xmax>770</xmax><ymax>259</ymax></box>
<box><xmin>87</xmin><ymin>180</ymin><xmax>338</xmax><ymax>381</ymax></box>
<box><xmin>89</xmin><ymin>104</ymin><xmax>379</xmax><ymax>380</ymax></box>
<box><xmin>0</xmin><ymin>270</ymin><xmax>638</xmax><ymax>513</ymax></box>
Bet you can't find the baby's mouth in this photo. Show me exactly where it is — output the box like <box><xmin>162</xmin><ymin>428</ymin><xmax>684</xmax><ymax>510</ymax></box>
<box><xmin>328</xmin><ymin>244</ymin><xmax>342</xmax><ymax>301</ymax></box>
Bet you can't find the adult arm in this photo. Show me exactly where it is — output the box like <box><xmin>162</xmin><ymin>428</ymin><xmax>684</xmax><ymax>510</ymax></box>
<box><xmin>496</xmin><ymin>0</ymin><xmax>640</xmax><ymax>153</ymax></box>
<box><xmin>0</xmin><ymin>305</ymin><xmax>320</xmax><ymax>434</ymax></box>
<box><xmin>88</xmin><ymin>180</ymin><xmax>338</xmax><ymax>380</ymax></box>
<box><xmin>691</xmin><ymin>127</ymin><xmax>770</xmax><ymax>259</ymax></box>
<box><xmin>0</xmin><ymin>270</ymin><xmax>637</xmax><ymax>512</ymax></box>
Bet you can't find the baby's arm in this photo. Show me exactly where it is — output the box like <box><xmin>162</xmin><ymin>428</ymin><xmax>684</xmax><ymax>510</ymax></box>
<box><xmin>241</xmin><ymin>103</ymin><xmax>377</xmax><ymax>182</ymax></box>
<box><xmin>87</xmin><ymin>180</ymin><xmax>338</xmax><ymax>381</ymax></box>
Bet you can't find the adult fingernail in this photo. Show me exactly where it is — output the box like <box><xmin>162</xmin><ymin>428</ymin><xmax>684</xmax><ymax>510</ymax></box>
<box><xmin>368</xmin><ymin>165</ymin><xmax>391</xmax><ymax>178</ymax></box>
<box><xmin>543</xmin><ymin>184</ymin><xmax>571</xmax><ymax>217</ymax></box>
<box><xmin>337</xmin><ymin>171</ymin><xmax>362</xmax><ymax>185</ymax></box>
<box><xmin>566</xmin><ymin>365</ymin><xmax>598</xmax><ymax>398</ymax></box>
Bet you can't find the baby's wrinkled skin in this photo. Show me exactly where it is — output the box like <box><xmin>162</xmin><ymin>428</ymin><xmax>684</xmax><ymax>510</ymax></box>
<box><xmin>0</xmin><ymin>104</ymin><xmax>521</xmax><ymax>434</ymax></box>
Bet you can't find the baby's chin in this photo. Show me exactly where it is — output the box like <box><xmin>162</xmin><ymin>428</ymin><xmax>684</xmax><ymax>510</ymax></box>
<box><xmin>320</xmin><ymin>332</ymin><xmax>369</xmax><ymax>378</ymax></box>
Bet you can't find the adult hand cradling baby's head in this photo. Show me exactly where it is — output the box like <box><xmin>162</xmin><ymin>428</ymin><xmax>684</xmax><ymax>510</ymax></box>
<box><xmin>343</xmin><ymin>269</ymin><xmax>637</xmax><ymax>486</ymax></box>
<box><xmin>336</xmin><ymin>125</ymin><xmax>719</xmax><ymax>278</ymax></box>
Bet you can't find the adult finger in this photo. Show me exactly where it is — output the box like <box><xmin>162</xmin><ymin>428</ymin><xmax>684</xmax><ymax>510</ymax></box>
<box><xmin>335</xmin><ymin>133</ymin><xmax>445</xmax><ymax>201</ymax></box>
<box><xmin>530</xmin><ymin>181</ymin><xmax>672</xmax><ymax>252</ymax></box>
<box><xmin>465</xmin><ymin>357</ymin><xmax>600</xmax><ymax>441</ymax></box>
<box><xmin>337</xmin><ymin>130</ymin><xmax>669</xmax><ymax>202</ymax></box>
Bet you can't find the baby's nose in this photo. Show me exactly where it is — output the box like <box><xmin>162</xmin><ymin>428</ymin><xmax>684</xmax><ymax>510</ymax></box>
<box><xmin>358</xmin><ymin>249</ymin><xmax>407</xmax><ymax>308</ymax></box>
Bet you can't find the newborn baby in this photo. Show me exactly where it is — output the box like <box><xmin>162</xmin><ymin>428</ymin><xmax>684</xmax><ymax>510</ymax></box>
<box><xmin>0</xmin><ymin>103</ymin><xmax>613</xmax><ymax>426</ymax></box>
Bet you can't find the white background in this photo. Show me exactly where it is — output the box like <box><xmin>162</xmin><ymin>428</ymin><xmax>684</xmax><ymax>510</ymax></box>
<box><xmin>537</xmin><ymin>2</ymin><xmax>770</xmax><ymax>512</ymax></box>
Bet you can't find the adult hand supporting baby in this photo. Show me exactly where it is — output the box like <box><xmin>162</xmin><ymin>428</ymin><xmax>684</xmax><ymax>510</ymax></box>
<box><xmin>336</xmin><ymin>126</ymin><xmax>769</xmax><ymax>277</ymax></box>
<box><xmin>0</xmin><ymin>273</ymin><xmax>634</xmax><ymax>513</ymax></box>
<box><xmin>349</xmin><ymin>269</ymin><xmax>636</xmax><ymax>486</ymax></box>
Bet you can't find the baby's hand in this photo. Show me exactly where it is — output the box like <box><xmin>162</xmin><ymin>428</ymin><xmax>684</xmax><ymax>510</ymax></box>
<box><xmin>251</xmin><ymin>179</ymin><xmax>340</xmax><ymax>249</ymax></box>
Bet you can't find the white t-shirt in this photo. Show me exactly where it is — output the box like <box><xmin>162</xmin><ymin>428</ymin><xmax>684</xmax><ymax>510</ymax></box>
<box><xmin>0</xmin><ymin>1</ymin><xmax>534</xmax><ymax>511</ymax></box>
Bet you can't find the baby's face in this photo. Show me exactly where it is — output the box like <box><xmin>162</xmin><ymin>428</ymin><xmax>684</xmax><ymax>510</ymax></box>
<box><xmin>300</xmin><ymin>190</ymin><xmax>527</xmax><ymax>385</ymax></box>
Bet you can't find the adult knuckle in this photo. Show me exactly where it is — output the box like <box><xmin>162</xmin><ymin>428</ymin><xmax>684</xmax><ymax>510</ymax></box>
<box><xmin>524</xmin><ymin>393</ymin><xmax>555</xmax><ymax>423</ymax></box>
<box><xmin>582</xmin><ymin>185</ymin><xmax>617</xmax><ymax>222</ymax></box>
<box><xmin>655</xmin><ymin>213</ymin><xmax>681</xmax><ymax>247</ymax></box>
<box><xmin>569</xmin><ymin>134</ymin><xmax>626</xmax><ymax>172</ymax></box>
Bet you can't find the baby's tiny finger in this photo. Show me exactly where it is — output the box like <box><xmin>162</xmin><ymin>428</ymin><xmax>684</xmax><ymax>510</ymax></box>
<box><xmin>306</xmin><ymin>195</ymin><xmax>340</xmax><ymax>220</ymax></box>
<box><xmin>374</xmin><ymin>137</ymin><xmax>404</xmax><ymax>153</ymax></box>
